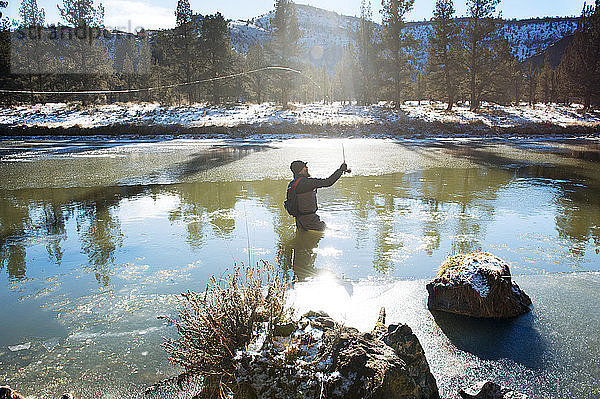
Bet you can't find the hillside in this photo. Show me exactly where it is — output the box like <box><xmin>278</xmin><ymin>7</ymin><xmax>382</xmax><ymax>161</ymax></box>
<box><xmin>228</xmin><ymin>4</ymin><xmax>578</xmax><ymax>71</ymax></box>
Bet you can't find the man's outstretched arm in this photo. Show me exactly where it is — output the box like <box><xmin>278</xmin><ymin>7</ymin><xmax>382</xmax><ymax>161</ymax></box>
<box><xmin>302</xmin><ymin>163</ymin><xmax>347</xmax><ymax>190</ymax></box>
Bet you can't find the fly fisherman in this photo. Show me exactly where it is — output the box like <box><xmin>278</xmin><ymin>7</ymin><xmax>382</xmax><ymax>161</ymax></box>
<box><xmin>285</xmin><ymin>160</ymin><xmax>349</xmax><ymax>231</ymax></box>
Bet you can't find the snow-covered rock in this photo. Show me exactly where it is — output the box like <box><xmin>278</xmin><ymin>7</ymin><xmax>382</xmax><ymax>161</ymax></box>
<box><xmin>426</xmin><ymin>253</ymin><xmax>532</xmax><ymax>318</ymax></box>
<box><xmin>235</xmin><ymin>310</ymin><xmax>439</xmax><ymax>398</ymax></box>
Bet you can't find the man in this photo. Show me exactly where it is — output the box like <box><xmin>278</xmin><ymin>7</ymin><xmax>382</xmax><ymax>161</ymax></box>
<box><xmin>288</xmin><ymin>160</ymin><xmax>349</xmax><ymax>231</ymax></box>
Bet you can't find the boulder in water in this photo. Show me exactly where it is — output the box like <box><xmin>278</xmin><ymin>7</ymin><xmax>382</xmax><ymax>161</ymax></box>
<box><xmin>459</xmin><ymin>380</ymin><xmax>528</xmax><ymax>398</ymax></box>
<box><xmin>426</xmin><ymin>253</ymin><xmax>531</xmax><ymax>318</ymax></box>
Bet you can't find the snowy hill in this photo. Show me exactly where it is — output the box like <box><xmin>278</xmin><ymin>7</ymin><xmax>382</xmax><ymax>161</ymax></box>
<box><xmin>227</xmin><ymin>4</ymin><xmax>578</xmax><ymax>71</ymax></box>
<box><xmin>229</xmin><ymin>4</ymin><xmax>360</xmax><ymax>70</ymax></box>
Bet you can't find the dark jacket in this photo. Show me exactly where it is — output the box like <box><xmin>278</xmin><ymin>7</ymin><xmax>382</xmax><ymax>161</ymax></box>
<box><xmin>292</xmin><ymin>167</ymin><xmax>344</xmax><ymax>215</ymax></box>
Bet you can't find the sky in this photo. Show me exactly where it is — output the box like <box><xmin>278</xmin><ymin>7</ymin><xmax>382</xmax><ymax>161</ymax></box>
<box><xmin>4</xmin><ymin>0</ymin><xmax>587</xmax><ymax>31</ymax></box>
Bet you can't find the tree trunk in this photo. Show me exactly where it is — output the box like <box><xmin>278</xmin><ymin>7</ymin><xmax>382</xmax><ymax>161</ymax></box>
<box><xmin>470</xmin><ymin>69</ymin><xmax>477</xmax><ymax>111</ymax></box>
<box><xmin>584</xmin><ymin>90</ymin><xmax>591</xmax><ymax>110</ymax></box>
<box><xmin>447</xmin><ymin>93</ymin><xmax>454</xmax><ymax>111</ymax></box>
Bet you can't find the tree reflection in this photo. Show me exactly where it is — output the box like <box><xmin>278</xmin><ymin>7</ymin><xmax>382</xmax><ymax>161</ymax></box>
<box><xmin>2</xmin><ymin>142</ymin><xmax>600</xmax><ymax>284</ymax></box>
<box><xmin>422</xmin><ymin>199</ymin><xmax>442</xmax><ymax>256</ymax></box>
<box><xmin>42</xmin><ymin>202</ymin><xmax>68</xmax><ymax>264</ymax></box>
<box><xmin>0</xmin><ymin>196</ymin><xmax>33</xmax><ymax>280</ymax></box>
<box><xmin>555</xmin><ymin>181</ymin><xmax>600</xmax><ymax>260</ymax></box>
<box><xmin>169</xmin><ymin>181</ymin><xmax>243</xmax><ymax>246</ymax></box>
<box><xmin>330</xmin><ymin>168</ymin><xmax>506</xmax><ymax>274</ymax></box>
<box><xmin>76</xmin><ymin>190</ymin><xmax>128</xmax><ymax>286</ymax></box>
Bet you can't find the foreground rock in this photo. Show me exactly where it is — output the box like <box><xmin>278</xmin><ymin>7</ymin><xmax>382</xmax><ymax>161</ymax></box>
<box><xmin>236</xmin><ymin>310</ymin><xmax>439</xmax><ymax>398</ymax></box>
<box><xmin>0</xmin><ymin>387</ymin><xmax>75</xmax><ymax>399</ymax></box>
<box><xmin>426</xmin><ymin>253</ymin><xmax>531</xmax><ymax>318</ymax></box>
<box><xmin>0</xmin><ymin>386</ymin><xmax>24</xmax><ymax>399</ymax></box>
<box><xmin>146</xmin><ymin>310</ymin><xmax>439</xmax><ymax>398</ymax></box>
<box><xmin>459</xmin><ymin>381</ymin><xmax>528</xmax><ymax>399</ymax></box>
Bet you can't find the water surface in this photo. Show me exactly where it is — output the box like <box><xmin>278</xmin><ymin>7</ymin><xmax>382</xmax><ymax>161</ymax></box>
<box><xmin>1</xmin><ymin>137</ymin><xmax>599</xmax><ymax>398</ymax></box>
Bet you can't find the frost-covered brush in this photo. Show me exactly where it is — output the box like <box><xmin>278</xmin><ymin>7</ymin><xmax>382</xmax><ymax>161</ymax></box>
<box><xmin>160</xmin><ymin>261</ymin><xmax>292</xmax><ymax>397</ymax></box>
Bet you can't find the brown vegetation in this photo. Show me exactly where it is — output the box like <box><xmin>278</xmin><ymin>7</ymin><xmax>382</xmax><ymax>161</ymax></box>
<box><xmin>160</xmin><ymin>261</ymin><xmax>292</xmax><ymax>398</ymax></box>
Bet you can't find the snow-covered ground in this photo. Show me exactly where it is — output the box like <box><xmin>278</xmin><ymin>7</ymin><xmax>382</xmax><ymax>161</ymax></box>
<box><xmin>0</xmin><ymin>101</ymin><xmax>599</xmax><ymax>131</ymax></box>
<box><xmin>400</xmin><ymin>101</ymin><xmax>600</xmax><ymax>128</ymax></box>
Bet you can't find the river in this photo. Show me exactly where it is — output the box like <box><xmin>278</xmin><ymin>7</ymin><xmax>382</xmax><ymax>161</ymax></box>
<box><xmin>0</xmin><ymin>137</ymin><xmax>599</xmax><ymax>398</ymax></box>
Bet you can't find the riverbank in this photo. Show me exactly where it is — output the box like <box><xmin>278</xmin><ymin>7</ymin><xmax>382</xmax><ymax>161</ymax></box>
<box><xmin>1</xmin><ymin>101</ymin><xmax>599</xmax><ymax>137</ymax></box>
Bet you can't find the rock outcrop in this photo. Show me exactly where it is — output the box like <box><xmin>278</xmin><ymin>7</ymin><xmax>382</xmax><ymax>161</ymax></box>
<box><xmin>426</xmin><ymin>253</ymin><xmax>532</xmax><ymax>318</ymax></box>
<box><xmin>0</xmin><ymin>387</ymin><xmax>77</xmax><ymax>399</ymax></box>
<box><xmin>0</xmin><ymin>387</ymin><xmax>25</xmax><ymax>399</ymax></box>
<box><xmin>459</xmin><ymin>380</ymin><xmax>528</xmax><ymax>399</ymax></box>
<box><xmin>383</xmin><ymin>324</ymin><xmax>439</xmax><ymax>399</ymax></box>
<box><xmin>147</xmin><ymin>310</ymin><xmax>439</xmax><ymax>398</ymax></box>
<box><xmin>235</xmin><ymin>310</ymin><xmax>439</xmax><ymax>398</ymax></box>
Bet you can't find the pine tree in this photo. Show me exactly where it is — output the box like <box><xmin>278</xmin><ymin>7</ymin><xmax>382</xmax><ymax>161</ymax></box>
<box><xmin>0</xmin><ymin>1</ymin><xmax>11</xmax><ymax>105</ymax></box>
<box><xmin>14</xmin><ymin>0</ymin><xmax>47</xmax><ymax>103</ymax></box>
<box><xmin>57</xmin><ymin>0</ymin><xmax>104</xmax><ymax>27</ymax></box>
<box><xmin>246</xmin><ymin>41</ymin><xmax>268</xmax><ymax>103</ymax></box>
<box><xmin>270</xmin><ymin>0</ymin><xmax>301</xmax><ymax>107</ymax></box>
<box><xmin>136</xmin><ymin>29</ymin><xmax>152</xmax><ymax>101</ymax></box>
<box><xmin>426</xmin><ymin>0</ymin><xmax>461</xmax><ymax>110</ymax></box>
<box><xmin>487</xmin><ymin>37</ymin><xmax>516</xmax><ymax>105</ymax></box>
<box><xmin>200</xmin><ymin>12</ymin><xmax>231</xmax><ymax>104</ymax></box>
<box><xmin>174</xmin><ymin>0</ymin><xmax>197</xmax><ymax>103</ymax></box>
<box><xmin>464</xmin><ymin>0</ymin><xmax>501</xmax><ymax>110</ymax></box>
<box><xmin>148</xmin><ymin>28</ymin><xmax>181</xmax><ymax>104</ymax></box>
<box><xmin>523</xmin><ymin>61</ymin><xmax>537</xmax><ymax>106</ymax></box>
<box><xmin>508</xmin><ymin>57</ymin><xmax>523</xmax><ymax>105</ymax></box>
<box><xmin>121</xmin><ymin>49</ymin><xmax>134</xmax><ymax>98</ymax></box>
<box><xmin>556</xmin><ymin>56</ymin><xmax>572</xmax><ymax>105</ymax></box>
<box><xmin>380</xmin><ymin>0</ymin><xmax>416</xmax><ymax>108</ymax></box>
<box><xmin>560</xmin><ymin>1</ymin><xmax>600</xmax><ymax>109</ymax></box>
<box><xmin>57</xmin><ymin>0</ymin><xmax>112</xmax><ymax>102</ymax></box>
<box><xmin>19</xmin><ymin>0</ymin><xmax>45</xmax><ymax>26</ymax></box>
<box><xmin>319</xmin><ymin>65</ymin><xmax>331</xmax><ymax>103</ymax></box>
<box><xmin>353</xmin><ymin>0</ymin><xmax>377</xmax><ymax>105</ymax></box>
<box><xmin>538</xmin><ymin>55</ymin><xmax>555</xmax><ymax>104</ymax></box>
<box><xmin>333</xmin><ymin>45</ymin><xmax>356</xmax><ymax>104</ymax></box>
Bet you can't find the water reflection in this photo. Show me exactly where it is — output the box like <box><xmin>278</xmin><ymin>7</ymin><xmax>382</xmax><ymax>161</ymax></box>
<box><xmin>174</xmin><ymin>145</ymin><xmax>267</xmax><ymax>180</ymax></box>
<box><xmin>1</xmin><ymin>163</ymin><xmax>600</xmax><ymax>283</ymax></box>
<box><xmin>78</xmin><ymin>199</ymin><xmax>124</xmax><ymax>286</ymax></box>
<box><xmin>277</xmin><ymin>229</ymin><xmax>324</xmax><ymax>280</ymax></box>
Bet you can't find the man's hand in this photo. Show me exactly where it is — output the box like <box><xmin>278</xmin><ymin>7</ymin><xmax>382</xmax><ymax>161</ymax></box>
<box><xmin>340</xmin><ymin>162</ymin><xmax>351</xmax><ymax>174</ymax></box>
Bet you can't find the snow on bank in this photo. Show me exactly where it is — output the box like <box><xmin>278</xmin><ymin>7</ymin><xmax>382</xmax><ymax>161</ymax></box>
<box><xmin>0</xmin><ymin>101</ymin><xmax>599</xmax><ymax>130</ymax></box>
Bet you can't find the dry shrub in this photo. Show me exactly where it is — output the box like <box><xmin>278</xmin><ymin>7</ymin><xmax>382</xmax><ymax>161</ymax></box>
<box><xmin>161</xmin><ymin>260</ymin><xmax>292</xmax><ymax>398</ymax></box>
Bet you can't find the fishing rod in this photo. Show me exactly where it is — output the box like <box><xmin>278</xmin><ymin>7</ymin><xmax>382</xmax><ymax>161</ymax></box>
<box><xmin>341</xmin><ymin>142</ymin><xmax>351</xmax><ymax>174</ymax></box>
<box><xmin>0</xmin><ymin>66</ymin><xmax>322</xmax><ymax>95</ymax></box>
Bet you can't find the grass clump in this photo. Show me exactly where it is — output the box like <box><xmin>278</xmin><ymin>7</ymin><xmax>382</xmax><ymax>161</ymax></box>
<box><xmin>161</xmin><ymin>260</ymin><xmax>292</xmax><ymax>398</ymax></box>
<box><xmin>437</xmin><ymin>253</ymin><xmax>467</xmax><ymax>280</ymax></box>
<box><xmin>437</xmin><ymin>252</ymin><xmax>498</xmax><ymax>280</ymax></box>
